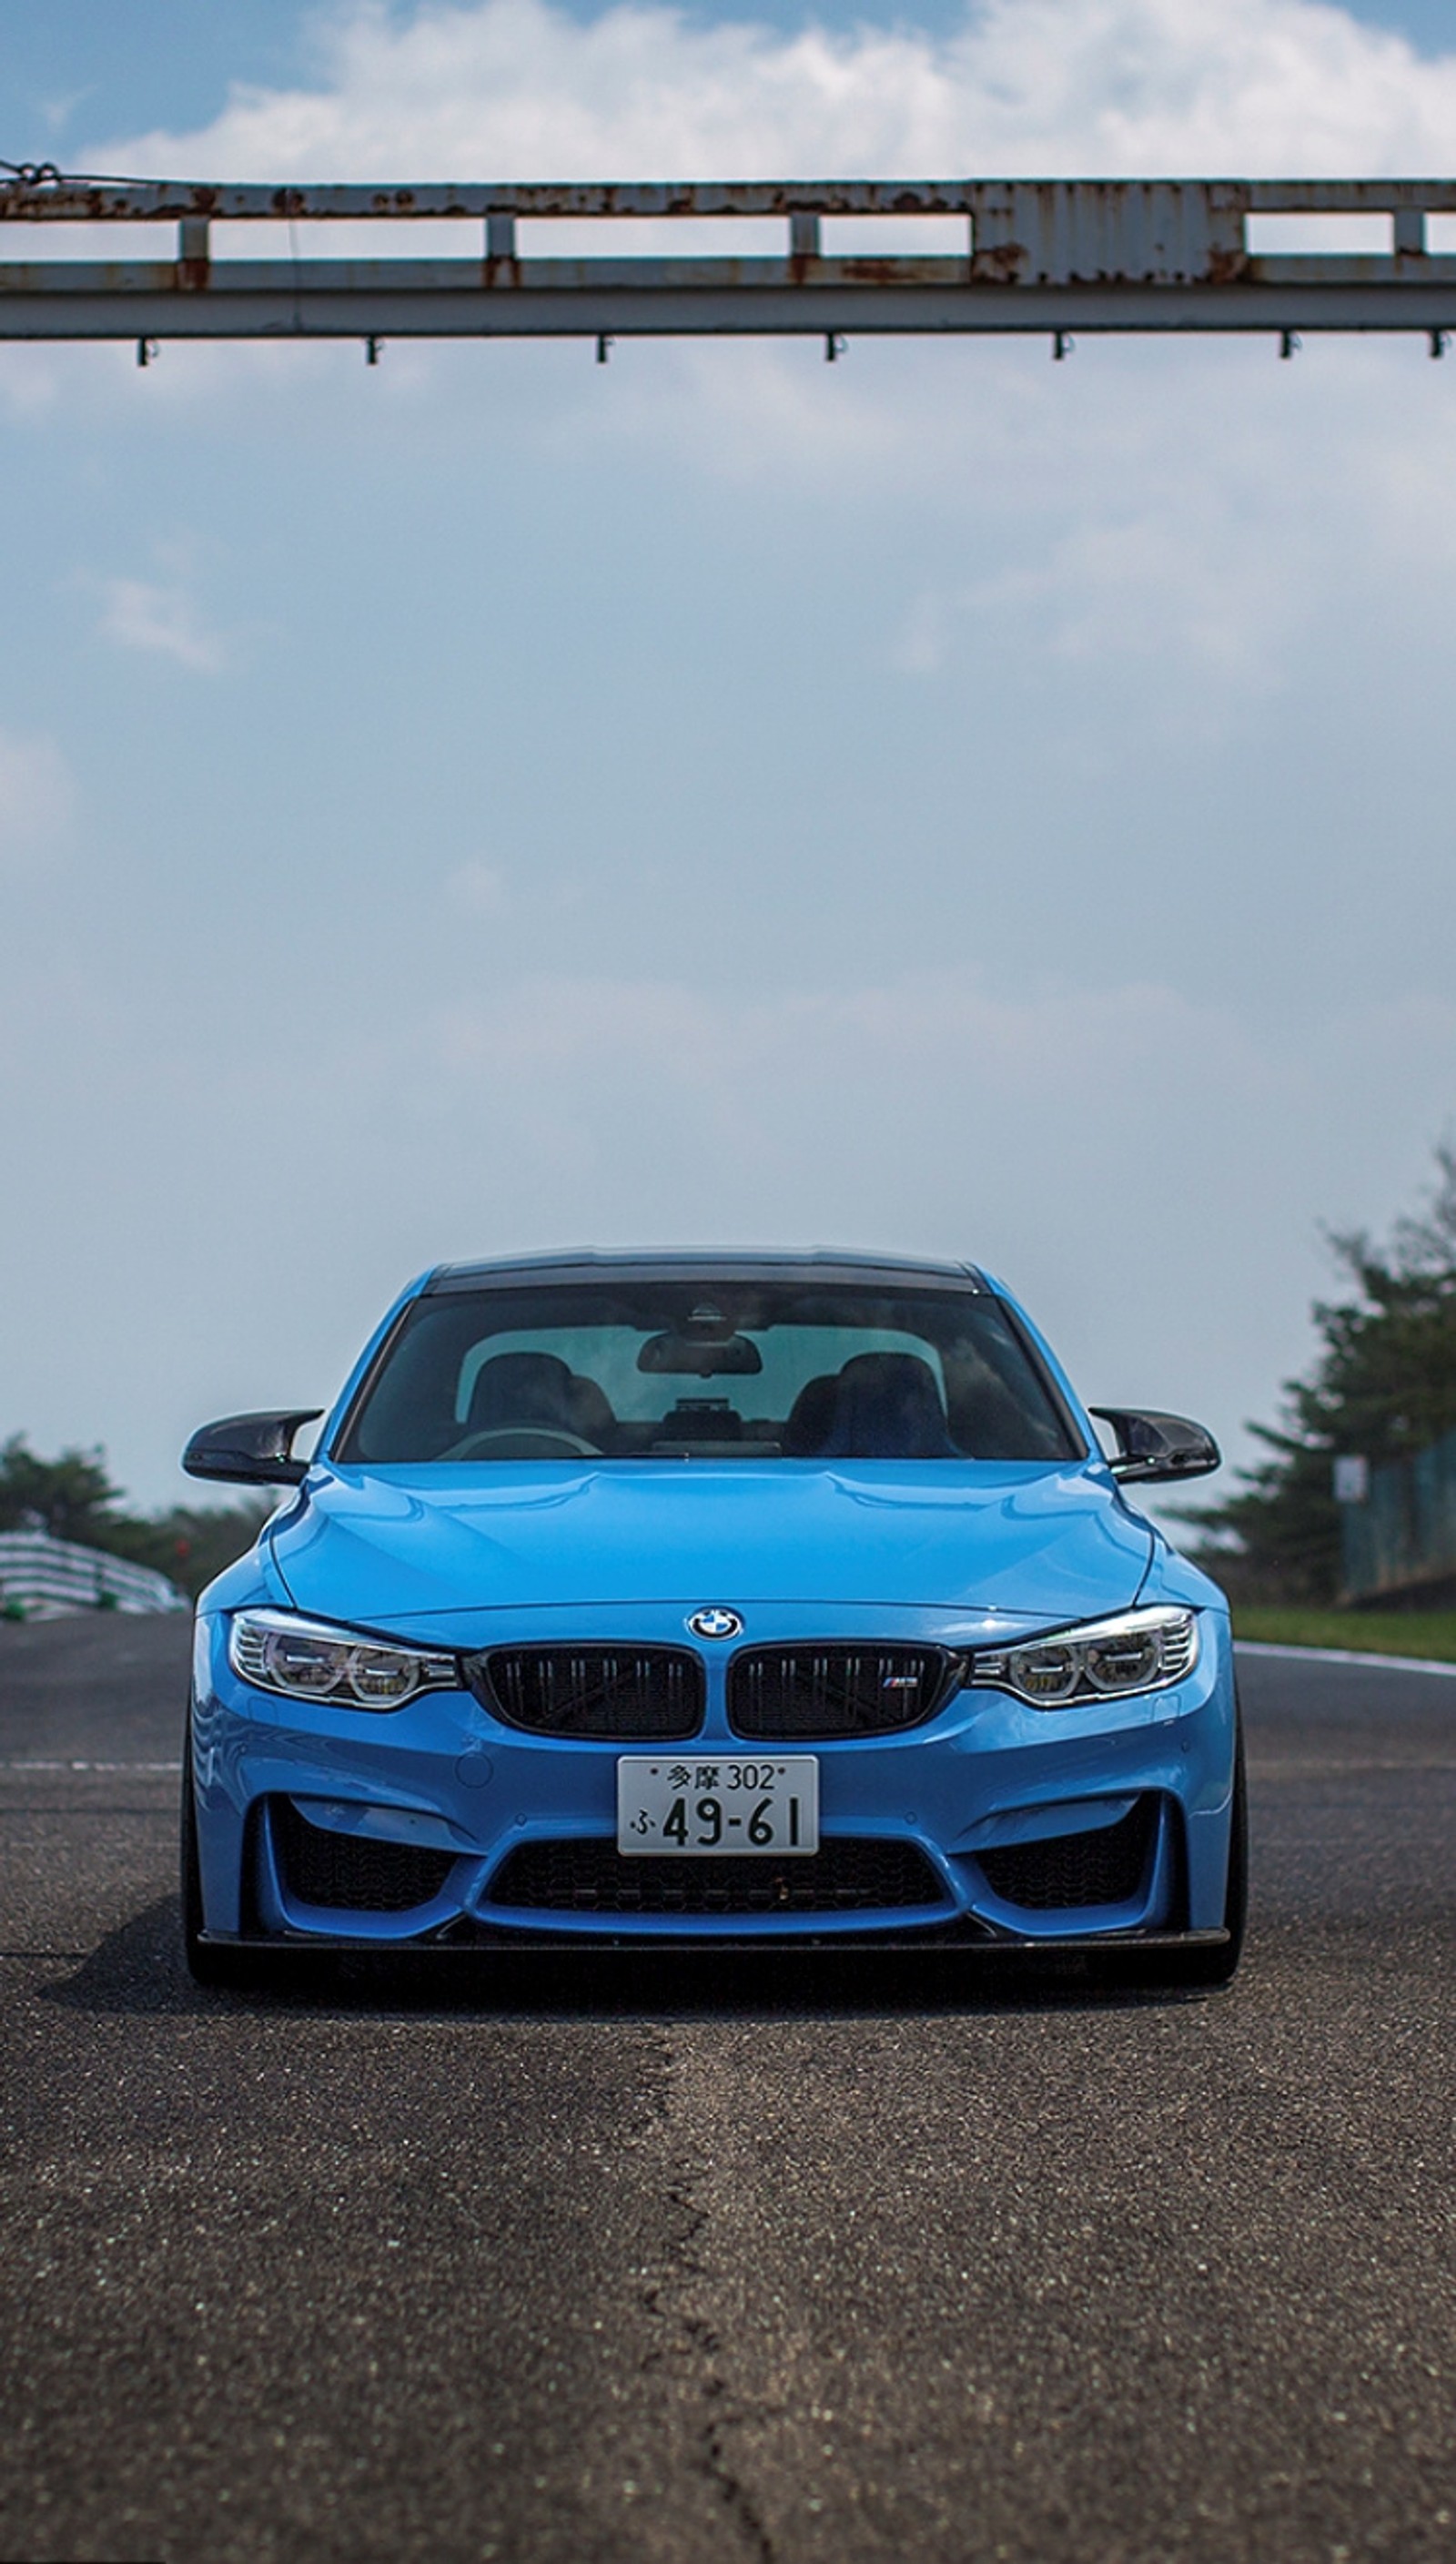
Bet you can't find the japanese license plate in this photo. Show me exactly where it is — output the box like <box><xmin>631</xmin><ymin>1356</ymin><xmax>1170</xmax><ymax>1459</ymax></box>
<box><xmin>616</xmin><ymin>1756</ymin><xmax>819</xmax><ymax>1856</ymax></box>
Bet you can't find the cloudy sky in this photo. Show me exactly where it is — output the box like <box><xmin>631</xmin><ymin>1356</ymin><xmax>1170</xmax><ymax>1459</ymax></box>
<box><xmin>2</xmin><ymin>0</ymin><xmax>1455</xmax><ymax>1511</ymax></box>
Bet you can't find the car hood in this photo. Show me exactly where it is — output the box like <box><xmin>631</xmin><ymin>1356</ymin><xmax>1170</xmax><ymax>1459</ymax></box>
<box><xmin>268</xmin><ymin>1461</ymin><xmax>1153</xmax><ymax>1635</ymax></box>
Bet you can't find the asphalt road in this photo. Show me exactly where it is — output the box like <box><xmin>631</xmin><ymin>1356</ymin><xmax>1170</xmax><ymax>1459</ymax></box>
<box><xmin>0</xmin><ymin>1617</ymin><xmax>1451</xmax><ymax>2564</ymax></box>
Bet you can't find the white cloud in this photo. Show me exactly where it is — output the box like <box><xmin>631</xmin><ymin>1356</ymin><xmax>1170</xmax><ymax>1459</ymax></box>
<box><xmin>103</xmin><ymin>0</ymin><xmax>1456</xmax><ymax>191</ymax></box>
<box><xmin>96</xmin><ymin>575</ymin><xmax>228</xmax><ymax>672</ymax></box>
<box><xmin>0</xmin><ymin>729</ymin><xmax>75</xmax><ymax>868</ymax></box>
<box><xmin>424</xmin><ymin>963</ymin><xmax>1277</xmax><ymax>1159</ymax></box>
<box><xmin>41</xmin><ymin>85</ymin><xmax>96</xmax><ymax>137</ymax></box>
<box><xmin>447</xmin><ymin>858</ymin><xmax>511</xmax><ymax>917</ymax></box>
<box><xmin>949</xmin><ymin>485</ymin><xmax>1303</xmax><ymax>680</ymax></box>
<box><xmin>890</xmin><ymin>589</ymin><xmax>949</xmax><ymax>675</ymax></box>
<box><xmin>412</xmin><ymin>964</ymin><xmax>1451</xmax><ymax>1338</ymax></box>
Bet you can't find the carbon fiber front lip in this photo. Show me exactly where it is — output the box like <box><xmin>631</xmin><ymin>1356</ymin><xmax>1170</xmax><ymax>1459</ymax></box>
<box><xmin>199</xmin><ymin>1925</ymin><xmax>1229</xmax><ymax>1957</ymax></box>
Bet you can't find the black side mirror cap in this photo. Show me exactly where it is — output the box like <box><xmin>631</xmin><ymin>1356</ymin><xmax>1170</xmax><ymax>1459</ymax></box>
<box><xmin>181</xmin><ymin>1409</ymin><xmax>324</xmax><ymax>1486</ymax></box>
<box><xmin>1088</xmin><ymin>1407</ymin><xmax>1221</xmax><ymax>1484</ymax></box>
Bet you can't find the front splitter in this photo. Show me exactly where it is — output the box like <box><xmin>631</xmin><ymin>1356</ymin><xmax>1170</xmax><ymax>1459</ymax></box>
<box><xmin>199</xmin><ymin>1924</ymin><xmax>1229</xmax><ymax>1958</ymax></box>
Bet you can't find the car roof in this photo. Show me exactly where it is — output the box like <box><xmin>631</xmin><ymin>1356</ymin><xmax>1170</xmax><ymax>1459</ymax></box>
<box><xmin>424</xmin><ymin>1249</ymin><xmax>990</xmax><ymax>1295</ymax></box>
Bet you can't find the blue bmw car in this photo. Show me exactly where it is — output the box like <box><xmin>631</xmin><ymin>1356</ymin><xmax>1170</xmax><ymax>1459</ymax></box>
<box><xmin>181</xmin><ymin>1252</ymin><xmax>1244</xmax><ymax>1987</ymax></box>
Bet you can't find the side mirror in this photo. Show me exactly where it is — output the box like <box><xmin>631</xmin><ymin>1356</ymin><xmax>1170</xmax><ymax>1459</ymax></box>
<box><xmin>182</xmin><ymin>1409</ymin><xmax>323</xmax><ymax>1487</ymax></box>
<box><xmin>1088</xmin><ymin>1407</ymin><xmax>1221</xmax><ymax>1484</ymax></box>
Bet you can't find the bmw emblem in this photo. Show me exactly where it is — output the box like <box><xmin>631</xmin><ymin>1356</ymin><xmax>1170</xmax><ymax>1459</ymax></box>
<box><xmin>688</xmin><ymin>1606</ymin><xmax>743</xmax><ymax>1641</ymax></box>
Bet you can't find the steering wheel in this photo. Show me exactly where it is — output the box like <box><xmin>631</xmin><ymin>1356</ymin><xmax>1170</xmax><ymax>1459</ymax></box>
<box><xmin>440</xmin><ymin>1426</ymin><xmax>602</xmax><ymax>1460</ymax></box>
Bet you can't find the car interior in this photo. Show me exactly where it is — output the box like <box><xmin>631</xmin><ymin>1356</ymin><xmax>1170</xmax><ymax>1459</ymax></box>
<box><xmin>443</xmin><ymin>1344</ymin><xmax>1064</xmax><ymax>1461</ymax></box>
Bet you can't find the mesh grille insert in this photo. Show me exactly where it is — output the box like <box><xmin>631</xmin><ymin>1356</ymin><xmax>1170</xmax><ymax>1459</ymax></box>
<box><xmin>272</xmin><ymin>1798</ymin><xmax>457</xmax><ymax>1913</ymax></box>
<box><xmin>728</xmin><ymin>1645</ymin><xmax>955</xmax><ymax>1740</ymax></box>
<box><xmin>469</xmin><ymin>1646</ymin><xmax>704</xmax><ymax>1740</ymax></box>
<box><xmin>976</xmin><ymin>1798</ymin><xmax>1158</xmax><ymax>1911</ymax></box>
<box><xmin>487</xmin><ymin>1836</ymin><xmax>949</xmax><ymax>1916</ymax></box>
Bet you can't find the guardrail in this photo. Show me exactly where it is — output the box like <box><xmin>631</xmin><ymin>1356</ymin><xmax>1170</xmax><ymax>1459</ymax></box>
<box><xmin>0</xmin><ymin>1529</ymin><xmax>187</xmax><ymax>1620</ymax></box>
<box><xmin>4</xmin><ymin>174</ymin><xmax>1456</xmax><ymax>347</ymax></box>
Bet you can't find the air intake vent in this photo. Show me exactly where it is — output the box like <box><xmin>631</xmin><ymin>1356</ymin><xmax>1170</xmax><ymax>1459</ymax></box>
<box><xmin>976</xmin><ymin>1798</ymin><xmax>1158</xmax><ymax>1911</ymax></box>
<box><xmin>727</xmin><ymin>1645</ymin><xmax>955</xmax><ymax>1739</ymax></box>
<box><xmin>272</xmin><ymin>1798</ymin><xmax>457</xmax><ymax>1913</ymax></box>
<box><xmin>469</xmin><ymin>1646</ymin><xmax>704</xmax><ymax>1740</ymax></box>
<box><xmin>487</xmin><ymin>1836</ymin><xmax>949</xmax><ymax>1915</ymax></box>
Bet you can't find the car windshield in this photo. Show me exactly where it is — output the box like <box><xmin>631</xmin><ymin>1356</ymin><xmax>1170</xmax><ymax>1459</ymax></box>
<box><xmin>338</xmin><ymin>1281</ymin><xmax>1082</xmax><ymax>1464</ymax></box>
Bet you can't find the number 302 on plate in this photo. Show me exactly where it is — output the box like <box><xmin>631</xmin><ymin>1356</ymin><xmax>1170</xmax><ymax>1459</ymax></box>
<box><xmin>616</xmin><ymin>1756</ymin><xmax>820</xmax><ymax>1856</ymax></box>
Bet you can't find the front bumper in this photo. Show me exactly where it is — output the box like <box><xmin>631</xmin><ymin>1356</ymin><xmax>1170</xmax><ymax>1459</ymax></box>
<box><xmin>189</xmin><ymin>1602</ymin><xmax>1239</xmax><ymax>1949</ymax></box>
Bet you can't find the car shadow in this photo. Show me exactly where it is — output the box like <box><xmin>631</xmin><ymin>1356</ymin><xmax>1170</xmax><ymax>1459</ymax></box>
<box><xmin>46</xmin><ymin>1897</ymin><xmax>1217</xmax><ymax>2020</ymax></box>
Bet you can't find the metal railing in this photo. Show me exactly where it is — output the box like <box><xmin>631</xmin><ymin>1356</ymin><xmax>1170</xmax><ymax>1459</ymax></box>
<box><xmin>3</xmin><ymin>173</ymin><xmax>1456</xmax><ymax>350</ymax></box>
<box><xmin>0</xmin><ymin>1528</ymin><xmax>187</xmax><ymax>1620</ymax></box>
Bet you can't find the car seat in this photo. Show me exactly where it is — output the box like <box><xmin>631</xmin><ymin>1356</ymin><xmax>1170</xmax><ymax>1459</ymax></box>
<box><xmin>818</xmin><ymin>1352</ymin><xmax>958</xmax><ymax>1459</ymax></box>
<box><xmin>782</xmin><ymin>1373</ymin><xmax>838</xmax><ymax>1455</ymax></box>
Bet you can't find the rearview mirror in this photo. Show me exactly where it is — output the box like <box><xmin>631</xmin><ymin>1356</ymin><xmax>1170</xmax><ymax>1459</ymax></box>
<box><xmin>637</xmin><ymin>1333</ymin><xmax>763</xmax><ymax>1376</ymax></box>
<box><xmin>1088</xmin><ymin>1407</ymin><xmax>1220</xmax><ymax>1484</ymax></box>
<box><xmin>182</xmin><ymin>1409</ymin><xmax>323</xmax><ymax>1486</ymax></box>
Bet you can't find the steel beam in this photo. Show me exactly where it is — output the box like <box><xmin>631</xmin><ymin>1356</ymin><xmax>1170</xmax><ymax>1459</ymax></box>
<box><xmin>3</xmin><ymin>174</ymin><xmax>1456</xmax><ymax>343</ymax></box>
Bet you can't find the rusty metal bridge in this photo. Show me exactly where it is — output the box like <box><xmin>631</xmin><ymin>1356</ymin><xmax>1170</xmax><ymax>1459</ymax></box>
<box><xmin>4</xmin><ymin>172</ymin><xmax>1456</xmax><ymax>358</ymax></box>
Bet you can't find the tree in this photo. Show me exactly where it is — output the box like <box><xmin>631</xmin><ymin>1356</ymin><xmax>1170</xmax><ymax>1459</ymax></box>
<box><xmin>105</xmin><ymin>1501</ymin><xmax>273</xmax><ymax>1597</ymax></box>
<box><xmin>0</xmin><ymin>1435</ymin><xmax>268</xmax><ymax>1597</ymax></box>
<box><xmin>0</xmin><ymin>1437</ymin><xmax>125</xmax><ymax>1545</ymax></box>
<box><xmin>1188</xmin><ymin>1145</ymin><xmax>1456</xmax><ymax>1601</ymax></box>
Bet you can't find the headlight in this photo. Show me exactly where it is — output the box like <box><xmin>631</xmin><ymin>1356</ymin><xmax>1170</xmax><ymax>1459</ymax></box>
<box><xmin>966</xmin><ymin>1606</ymin><xmax>1198</xmax><ymax>1708</ymax></box>
<box><xmin>228</xmin><ymin>1610</ymin><xmax>459</xmax><ymax>1710</ymax></box>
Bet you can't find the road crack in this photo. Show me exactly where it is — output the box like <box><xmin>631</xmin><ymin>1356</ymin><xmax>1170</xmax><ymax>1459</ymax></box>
<box><xmin>636</xmin><ymin>2045</ymin><xmax>784</xmax><ymax>2562</ymax></box>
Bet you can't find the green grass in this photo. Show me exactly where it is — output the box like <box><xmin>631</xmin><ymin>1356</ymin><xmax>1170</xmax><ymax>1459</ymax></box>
<box><xmin>1232</xmin><ymin>1606</ymin><xmax>1456</xmax><ymax>1662</ymax></box>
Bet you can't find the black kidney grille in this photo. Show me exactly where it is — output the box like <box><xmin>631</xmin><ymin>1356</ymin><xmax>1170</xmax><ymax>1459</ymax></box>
<box><xmin>976</xmin><ymin>1798</ymin><xmax>1158</xmax><ymax>1912</ymax></box>
<box><xmin>727</xmin><ymin>1645</ymin><xmax>955</xmax><ymax>1739</ymax></box>
<box><xmin>272</xmin><ymin>1797</ymin><xmax>457</xmax><ymax>1913</ymax></box>
<box><xmin>470</xmin><ymin>1647</ymin><xmax>704</xmax><ymax>1740</ymax></box>
<box><xmin>487</xmin><ymin>1836</ymin><xmax>949</xmax><ymax>1916</ymax></box>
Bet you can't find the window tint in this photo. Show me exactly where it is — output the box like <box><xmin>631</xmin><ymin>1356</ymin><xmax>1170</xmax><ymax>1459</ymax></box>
<box><xmin>339</xmin><ymin>1282</ymin><xmax>1081</xmax><ymax>1464</ymax></box>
